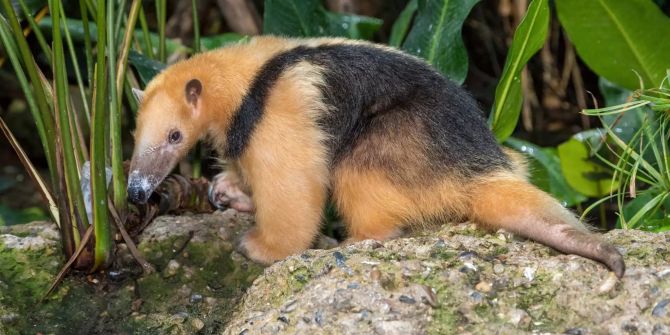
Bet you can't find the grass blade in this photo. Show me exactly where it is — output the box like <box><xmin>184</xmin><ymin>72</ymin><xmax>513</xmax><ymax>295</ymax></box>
<box><xmin>156</xmin><ymin>0</ymin><xmax>166</xmax><ymax>62</ymax></box>
<box><xmin>80</xmin><ymin>0</ymin><xmax>94</xmax><ymax>90</ymax></box>
<box><xmin>59</xmin><ymin>3</ymin><xmax>91</xmax><ymax>125</ymax></box>
<box><xmin>192</xmin><ymin>0</ymin><xmax>200</xmax><ymax>53</ymax></box>
<box><xmin>89</xmin><ymin>0</ymin><xmax>112</xmax><ymax>271</ymax></box>
<box><xmin>0</xmin><ymin>15</ymin><xmax>50</xmax><ymax>169</ymax></box>
<box><xmin>389</xmin><ymin>0</ymin><xmax>417</xmax><ymax>47</ymax></box>
<box><xmin>1</xmin><ymin>0</ymin><xmax>57</xmax><ymax>184</ymax></box>
<box><xmin>138</xmin><ymin>4</ymin><xmax>154</xmax><ymax>59</ymax></box>
<box><xmin>50</xmin><ymin>0</ymin><xmax>89</xmax><ymax>230</ymax></box>
<box><xmin>489</xmin><ymin>0</ymin><xmax>549</xmax><ymax>141</ymax></box>
<box><xmin>17</xmin><ymin>0</ymin><xmax>52</xmax><ymax>63</ymax></box>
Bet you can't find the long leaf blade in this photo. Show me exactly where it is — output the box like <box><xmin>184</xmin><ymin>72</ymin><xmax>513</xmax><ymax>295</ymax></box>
<box><xmin>488</xmin><ymin>0</ymin><xmax>549</xmax><ymax>142</ymax></box>
<box><xmin>389</xmin><ymin>0</ymin><xmax>417</xmax><ymax>47</ymax></box>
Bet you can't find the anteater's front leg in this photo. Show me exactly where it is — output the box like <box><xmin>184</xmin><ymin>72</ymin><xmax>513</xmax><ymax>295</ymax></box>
<box><xmin>209</xmin><ymin>167</ymin><xmax>255</xmax><ymax>212</ymax></box>
<box><xmin>236</xmin><ymin>150</ymin><xmax>329</xmax><ymax>264</ymax></box>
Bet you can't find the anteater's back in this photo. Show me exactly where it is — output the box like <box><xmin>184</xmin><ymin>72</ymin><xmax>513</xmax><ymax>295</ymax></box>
<box><xmin>232</xmin><ymin>41</ymin><xmax>511</xmax><ymax>184</ymax></box>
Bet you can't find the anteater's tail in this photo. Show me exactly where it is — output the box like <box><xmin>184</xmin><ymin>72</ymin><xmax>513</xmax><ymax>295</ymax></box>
<box><xmin>469</xmin><ymin>174</ymin><xmax>625</xmax><ymax>278</ymax></box>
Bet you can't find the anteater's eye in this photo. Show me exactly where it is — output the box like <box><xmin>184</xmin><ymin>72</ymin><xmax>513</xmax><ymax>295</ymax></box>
<box><xmin>168</xmin><ymin>130</ymin><xmax>182</xmax><ymax>144</ymax></box>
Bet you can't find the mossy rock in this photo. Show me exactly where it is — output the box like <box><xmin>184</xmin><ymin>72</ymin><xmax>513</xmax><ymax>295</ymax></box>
<box><xmin>1</xmin><ymin>214</ymin><xmax>669</xmax><ymax>334</ymax></box>
<box><xmin>0</xmin><ymin>211</ymin><xmax>263</xmax><ymax>335</ymax></box>
<box><xmin>224</xmin><ymin>225</ymin><xmax>670</xmax><ymax>334</ymax></box>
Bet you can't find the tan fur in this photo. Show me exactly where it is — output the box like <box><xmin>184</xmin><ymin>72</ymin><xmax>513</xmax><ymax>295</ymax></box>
<box><xmin>329</xmin><ymin>102</ymin><xmax>472</xmax><ymax>240</ymax></box>
<box><xmin>235</xmin><ymin>61</ymin><xmax>331</xmax><ymax>263</ymax></box>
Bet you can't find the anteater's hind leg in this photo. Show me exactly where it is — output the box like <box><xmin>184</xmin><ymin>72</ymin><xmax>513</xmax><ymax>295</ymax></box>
<box><xmin>330</xmin><ymin>110</ymin><xmax>466</xmax><ymax>243</ymax></box>
<box><xmin>332</xmin><ymin>166</ymin><xmax>409</xmax><ymax>242</ymax></box>
<box><xmin>470</xmin><ymin>175</ymin><xmax>625</xmax><ymax>278</ymax></box>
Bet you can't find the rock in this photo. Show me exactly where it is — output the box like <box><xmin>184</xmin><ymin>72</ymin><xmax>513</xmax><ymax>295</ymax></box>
<box><xmin>191</xmin><ymin>317</ymin><xmax>205</xmax><ymax>330</ymax></box>
<box><xmin>652</xmin><ymin>299</ymin><xmax>669</xmax><ymax>318</ymax></box>
<box><xmin>475</xmin><ymin>281</ymin><xmax>493</xmax><ymax>293</ymax></box>
<box><xmin>223</xmin><ymin>224</ymin><xmax>670</xmax><ymax>334</ymax></box>
<box><xmin>163</xmin><ymin>259</ymin><xmax>181</xmax><ymax>278</ymax></box>
<box><xmin>0</xmin><ymin>213</ymin><xmax>669</xmax><ymax>334</ymax></box>
<box><xmin>0</xmin><ymin>211</ymin><xmax>263</xmax><ymax>334</ymax></box>
<box><xmin>506</xmin><ymin>308</ymin><xmax>531</xmax><ymax>328</ymax></box>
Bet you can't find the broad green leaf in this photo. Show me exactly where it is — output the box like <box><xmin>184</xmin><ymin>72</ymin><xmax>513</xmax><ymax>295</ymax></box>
<box><xmin>263</xmin><ymin>0</ymin><xmax>381</xmax><ymax>39</ymax></box>
<box><xmin>402</xmin><ymin>0</ymin><xmax>480</xmax><ymax>84</ymax></box>
<box><xmin>128</xmin><ymin>50</ymin><xmax>166</xmax><ymax>86</ymax></box>
<box><xmin>489</xmin><ymin>0</ymin><xmax>549</xmax><ymax>142</ymax></box>
<box><xmin>389</xmin><ymin>0</ymin><xmax>417</xmax><ymax>47</ymax></box>
<box><xmin>263</xmin><ymin>0</ymin><xmax>327</xmax><ymax>37</ymax></box>
<box><xmin>326</xmin><ymin>12</ymin><xmax>382</xmax><ymax>40</ymax></box>
<box><xmin>200</xmin><ymin>33</ymin><xmax>249</xmax><ymax>51</ymax></box>
<box><xmin>556</xmin><ymin>0</ymin><xmax>670</xmax><ymax>90</ymax></box>
<box><xmin>643</xmin><ymin>218</ymin><xmax>670</xmax><ymax>232</ymax></box>
<box><xmin>506</xmin><ymin>137</ymin><xmax>587</xmax><ymax>207</ymax></box>
<box><xmin>557</xmin><ymin>129</ymin><xmax>617</xmax><ymax>197</ymax></box>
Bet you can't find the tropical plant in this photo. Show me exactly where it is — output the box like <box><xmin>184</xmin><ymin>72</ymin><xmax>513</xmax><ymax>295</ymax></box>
<box><xmin>0</xmin><ymin>0</ymin><xmax>215</xmax><ymax>272</ymax></box>
<box><xmin>581</xmin><ymin>75</ymin><xmax>670</xmax><ymax>231</ymax></box>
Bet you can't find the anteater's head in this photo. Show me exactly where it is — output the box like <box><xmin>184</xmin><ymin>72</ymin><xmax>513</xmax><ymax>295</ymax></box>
<box><xmin>127</xmin><ymin>77</ymin><xmax>205</xmax><ymax>205</ymax></box>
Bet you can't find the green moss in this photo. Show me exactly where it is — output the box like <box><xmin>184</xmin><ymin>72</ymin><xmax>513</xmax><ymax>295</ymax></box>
<box><xmin>421</xmin><ymin>276</ymin><xmax>462</xmax><ymax>334</ymax></box>
<box><xmin>368</xmin><ymin>250</ymin><xmax>401</xmax><ymax>261</ymax></box>
<box><xmin>430</xmin><ymin>249</ymin><xmax>457</xmax><ymax>261</ymax></box>
<box><xmin>0</xmin><ymin>241</ymin><xmax>117</xmax><ymax>334</ymax></box>
<box><xmin>626</xmin><ymin>245</ymin><xmax>670</xmax><ymax>265</ymax></box>
<box><xmin>509</xmin><ymin>272</ymin><xmax>563</xmax><ymax>332</ymax></box>
<box><xmin>491</xmin><ymin>246</ymin><xmax>509</xmax><ymax>256</ymax></box>
<box><xmin>0</xmin><ymin>233</ymin><xmax>264</xmax><ymax>334</ymax></box>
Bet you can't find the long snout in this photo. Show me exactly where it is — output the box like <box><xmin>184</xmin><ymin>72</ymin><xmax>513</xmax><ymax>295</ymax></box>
<box><xmin>126</xmin><ymin>149</ymin><xmax>181</xmax><ymax>205</ymax></box>
<box><xmin>127</xmin><ymin>170</ymin><xmax>160</xmax><ymax>205</ymax></box>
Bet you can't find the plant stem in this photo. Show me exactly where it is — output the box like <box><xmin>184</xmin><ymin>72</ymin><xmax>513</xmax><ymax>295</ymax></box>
<box><xmin>1</xmin><ymin>0</ymin><xmax>57</xmax><ymax>185</ymax></box>
<box><xmin>91</xmin><ymin>0</ymin><xmax>112</xmax><ymax>271</ymax></box>
<box><xmin>157</xmin><ymin>0</ymin><xmax>166</xmax><ymax>62</ymax></box>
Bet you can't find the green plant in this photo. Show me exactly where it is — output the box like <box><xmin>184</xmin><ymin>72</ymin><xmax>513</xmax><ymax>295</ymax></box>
<box><xmin>0</xmin><ymin>0</ymin><xmax>144</xmax><ymax>270</ymax></box>
<box><xmin>0</xmin><ymin>0</ymin><xmax>252</xmax><ymax>274</ymax></box>
<box><xmin>489</xmin><ymin>0</ymin><xmax>549</xmax><ymax>142</ymax></box>
<box><xmin>582</xmin><ymin>74</ymin><xmax>670</xmax><ymax>231</ymax></box>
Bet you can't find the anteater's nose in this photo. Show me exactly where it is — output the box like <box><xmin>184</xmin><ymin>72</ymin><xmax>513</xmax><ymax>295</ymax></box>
<box><xmin>127</xmin><ymin>187</ymin><xmax>148</xmax><ymax>205</ymax></box>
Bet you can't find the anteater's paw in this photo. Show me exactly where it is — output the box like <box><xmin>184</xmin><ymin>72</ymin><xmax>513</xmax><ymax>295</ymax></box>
<box><xmin>208</xmin><ymin>172</ymin><xmax>254</xmax><ymax>212</ymax></box>
<box><xmin>598</xmin><ymin>242</ymin><xmax>626</xmax><ymax>279</ymax></box>
<box><xmin>236</xmin><ymin>228</ymin><xmax>285</xmax><ymax>265</ymax></box>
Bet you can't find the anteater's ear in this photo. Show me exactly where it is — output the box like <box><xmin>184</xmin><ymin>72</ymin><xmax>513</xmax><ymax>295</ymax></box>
<box><xmin>132</xmin><ymin>88</ymin><xmax>145</xmax><ymax>104</ymax></box>
<box><xmin>185</xmin><ymin>79</ymin><xmax>202</xmax><ymax>111</ymax></box>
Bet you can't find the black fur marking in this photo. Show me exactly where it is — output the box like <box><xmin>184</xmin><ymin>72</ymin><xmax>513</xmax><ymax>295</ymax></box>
<box><xmin>226</xmin><ymin>42</ymin><xmax>510</xmax><ymax>177</ymax></box>
<box><xmin>225</xmin><ymin>46</ymin><xmax>317</xmax><ymax>158</ymax></box>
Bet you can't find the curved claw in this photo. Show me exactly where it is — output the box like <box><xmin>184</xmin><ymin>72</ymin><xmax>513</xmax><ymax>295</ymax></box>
<box><xmin>208</xmin><ymin>172</ymin><xmax>255</xmax><ymax>212</ymax></box>
<box><xmin>208</xmin><ymin>182</ymin><xmax>230</xmax><ymax>210</ymax></box>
